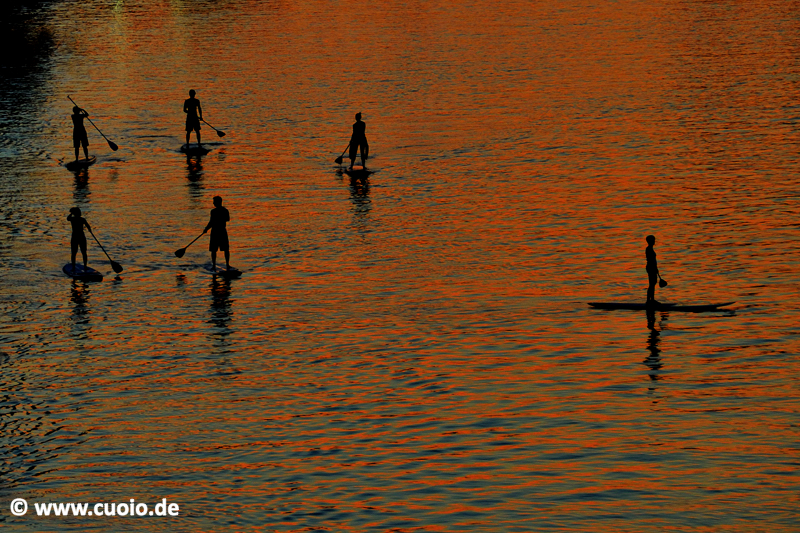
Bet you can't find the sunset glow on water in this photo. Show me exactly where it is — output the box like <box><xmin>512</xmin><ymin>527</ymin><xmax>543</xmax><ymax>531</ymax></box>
<box><xmin>1</xmin><ymin>0</ymin><xmax>799</xmax><ymax>531</ymax></box>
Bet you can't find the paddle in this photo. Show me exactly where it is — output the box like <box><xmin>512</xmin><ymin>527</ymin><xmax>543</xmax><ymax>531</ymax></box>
<box><xmin>174</xmin><ymin>231</ymin><xmax>206</xmax><ymax>258</ymax></box>
<box><xmin>334</xmin><ymin>143</ymin><xmax>350</xmax><ymax>165</ymax></box>
<box><xmin>68</xmin><ymin>95</ymin><xmax>119</xmax><ymax>152</ymax></box>
<box><xmin>202</xmin><ymin>119</ymin><xmax>226</xmax><ymax>138</ymax></box>
<box><xmin>659</xmin><ymin>274</ymin><xmax>668</xmax><ymax>288</ymax></box>
<box><xmin>88</xmin><ymin>228</ymin><xmax>123</xmax><ymax>273</ymax></box>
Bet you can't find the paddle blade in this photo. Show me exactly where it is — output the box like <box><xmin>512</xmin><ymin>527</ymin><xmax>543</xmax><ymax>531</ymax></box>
<box><xmin>659</xmin><ymin>278</ymin><xmax>668</xmax><ymax>288</ymax></box>
<box><xmin>108</xmin><ymin>140</ymin><xmax>119</xmax><ymax>151</ymax></box>
<box><xmin>216</xmin><ymin>130</ymin><xmax>226</xmax><ymax>138</ymax></box>
<box><xmin>111</xmin><ymin>261</ymin><xmax>123</xmax><ymax>273</ymax></box>
<box><xmin>334</xmin><ymin>156</ymin><xmax>344</xmax><ymax>164</ymax></box>
<box><xmin>175</xmin><ymin>248</ymin><xmax>186</xmax><ymax>258</ymax></box>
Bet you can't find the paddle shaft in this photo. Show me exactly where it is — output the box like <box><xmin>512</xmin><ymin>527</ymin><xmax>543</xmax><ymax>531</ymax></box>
<box><xmin>88</xmin><ymin>228</ymin><xmax>117</xmax><ymax>265</ymax></box>
<box><xmin>335</xmin><ymin>143</ymin><xmax>350</xmax><ymax>163</ymax></box>
<box><xmin>184</xmin><ymin>231</ymin><xmax>206</xmax><ymax>251</ymax></box>
<box><xmin>68</xmin><ymin>95</ymin><xmax>118</xmax><ymax>149</ymax></box>
<box><xmin>202</xmin><ymin>119</ymin><xmax>225</xmax><ymax>136</ymax></box>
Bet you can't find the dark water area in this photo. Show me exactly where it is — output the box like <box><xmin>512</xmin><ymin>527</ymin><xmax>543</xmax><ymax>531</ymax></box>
<box><xmin>1</xmin><ymin>1</ymin><xmax>56</xmax><ymax>68</ymax></box>
<box><xmin>1</xmin><ymin>0</ymin><xmax>799</xmax><ymax>531</ymax></box>
<box><xmin>0</xmin><ymin>1</ymin><xmax>56</xmax><ymax>169</ymax></box>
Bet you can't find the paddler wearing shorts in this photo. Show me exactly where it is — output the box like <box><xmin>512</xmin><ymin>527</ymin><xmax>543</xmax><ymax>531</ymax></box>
<box><xmin>203</xmin><ymin>196</ymin><xmax>230</xmax><ymax>271</ymax></box>
<box><xmin>67</xmin><ymin>207</ymin><xmax>91</xmax><ymax>268</ymax></box>
<box><xmin>183</xmin><ymin>89</ymin><xmax>203</xmax><ymax>147</ymax></box>
<box><xmin>71</xmin><ymin>106</ymin><xmax>90</xmax><ymax>161</ymax></box>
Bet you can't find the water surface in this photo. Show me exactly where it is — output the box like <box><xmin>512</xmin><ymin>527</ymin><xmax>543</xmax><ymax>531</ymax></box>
<box><xmin>1</xmin><ymin>0</ymin><xmax>799</xmax><ymax>531</ymax></box>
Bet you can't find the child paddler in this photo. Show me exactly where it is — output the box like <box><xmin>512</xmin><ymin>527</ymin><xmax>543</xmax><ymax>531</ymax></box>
<box><xmin>68</xmin><ymin>207</ymin><xmax>91</xmax><ymax>269</ymax></box>
<box><xmin>71</xmin><ymin>106</ymin><xmax>90</xmax><ymax>161</ymax></box>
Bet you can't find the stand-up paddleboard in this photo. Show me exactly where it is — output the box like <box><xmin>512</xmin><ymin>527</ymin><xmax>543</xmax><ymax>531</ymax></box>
<box><xmin>65</xmin><ymin>156</ymin><xmax>97</xmax><ymax>171</ymax></box>
<box><xmin>588</xmin><ymin>302</ymin><xmax>735</xmax><ymax>312</ymax></box>
<box><xmin>181</xmin><ymin>144</ymin><xmax>211</xmax><ymax>156</ymax></box>
<box><xmin>204</xmin><ymin>264</ymin><xmax>242</xmax><ymax>278</ymax></box>
<box><xmin>344</xmin><ymin>165</ymin><xmax>374</xmax><ymax>177</ymax></box>
<box><xmin>63</xmin><ymin>263</ymin><xmax>104</xmax><ymax>281</ymax></box>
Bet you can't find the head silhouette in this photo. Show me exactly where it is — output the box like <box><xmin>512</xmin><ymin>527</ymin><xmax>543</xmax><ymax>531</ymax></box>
<box><xmin>355</xmin><ymin>112</ymin><xmax>362</xmax><ymax>121</ymax></box>
<box><xmin>70</xmin><ymin>207</ymin><xmax>82</xmax><ymax>216</ymax></box>
<box><xmin>189</xmin><ymin>89</ymin><xmax>196</xmax><ymax>97</ymax></box>
<box><xmin>213</xmin><ymin>196</ymin><xmax>223</xmax><ymax>207</ymax></box>
<box><xmin>72</xmin><ymin>106</ymin><xmax>81</xmax><ymax>114</ymax></box>
<box><xmin>646</xmin><ymin>235</ymin><xmax>656</xmax><ymax>245</ymax></box>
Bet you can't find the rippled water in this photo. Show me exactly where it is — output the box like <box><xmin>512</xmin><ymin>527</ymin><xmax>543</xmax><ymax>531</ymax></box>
<box><xmin>1</xmin><ymin>0</ymin><xmax>799</xmax><ymax>531</ymax></box>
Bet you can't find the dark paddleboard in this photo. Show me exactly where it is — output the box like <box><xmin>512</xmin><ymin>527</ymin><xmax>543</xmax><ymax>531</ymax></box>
<box><xmin>204</xmin><ymin>264</ymin><xmax>242</xmax><ymax>278</ymax></box>
<box><xmin>588</xmin><ymin>302</ymin><xmax>735</xmax><ymax>312</ymax></box>
<box><xmin>64</xmin><ymin>156</ymin><xmax>97</xmax><ymax>171</ymax></box>
<box><xmin>344</xmin><ymin>165</ymin><xmax>373</xmax><ymax>177</ymax></box>
<box><xmin>181</xmin><ymin>144</ymin><xmax>211</xmax><ymax>155</ymax></box>
<box><xmin>63</xmin><ymin>263</ymin><xmax>104</xmax><ymax>281</ymax></box>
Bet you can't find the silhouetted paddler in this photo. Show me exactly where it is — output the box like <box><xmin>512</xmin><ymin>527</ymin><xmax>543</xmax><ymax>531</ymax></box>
<box><xmin>68</xmin><ymin>207</ymin><xmax>91</xmax><ymax>269</ymax></box>
<box><xmin>204</xmin><ymin>196</ymin><xmax>230</xmax><ymax>271</ymax></box>
<box><xmin>184</xmin><ymin>89</ymin><xmax>203</xmax><ymax>147</ymax></box>
<box><xmin>71</xmin><ymin>106</ymin><xmax>90</xmax><ymax>161</ymax></box>
<box><xmin>645</xmin><ymin>235</ymin><xmax>660</xmax><ymax>304</ymax></box>
<box><xmin>348</xmin><ymin>112</ymin><xmax>369</xmax><ymax>169</ymax></box>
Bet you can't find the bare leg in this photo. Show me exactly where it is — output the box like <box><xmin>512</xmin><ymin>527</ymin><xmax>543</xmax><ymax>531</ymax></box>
<box><xmin>71</xmin><ymin>242</ymin><xmax>78</xmax><ymax>267</ymax></box>
<box><xmin>211</xmin><ymin>250</ymin><xmax>217</xmax><ymax>271</ymax></box>
<box><xmin>186</xmin><ymin>132</ymin><xmax>190</xmax><ymax>146</ymax></box>
<box><xmin>80</xmin><ymin>242</ymin><xmax>88</xmax><ymax>268</ymax></box>
<box><xmin>83</xmin><ymin>145</ymin><xmax>89</xmax><ymax>159</ymax></box>
<box><xmin>349</xmin><ymin>143</ymin><xmax>357</xmax><ymax>169</ymax></box>
<box><xmin>196</xmin><ymin>130</ymin><xmax>202</xmax><ymax>147</ymax></box>
<box><xmin>224</xmin><ymin>250</ymin><xmax>230</xmax><ymax>270</ymax></box>
<box><xmin>646</xmin><ymin>273</ymin><xmax>657</xmax><ymax>303</ymax></box>
<box><xmin>74</xmin><ymin>146</ymin><xmax>79</xmax><ymax>161</ymax></box>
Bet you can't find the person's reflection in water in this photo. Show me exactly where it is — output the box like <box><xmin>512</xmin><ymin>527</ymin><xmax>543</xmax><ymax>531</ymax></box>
<box><xmin>69</xmin><ymin>280</ymin><xmax>91</xmax><ymax>341</ymax></box>
<box><xmin>643</xmin><ymin>309</ymin><xmax>664</xmax><ymax>391</ymax></box>
<box><xmin>208</xmin><ymin>276</ymin><xmax>233</xmax><ymax>345</ymax></box>
<box><xmin>187</xmin><ymin>155</ymin><xmax>203</xmax><ymax>181</ymax></box>
<box><xmin>72</xmin><ymin>168</ymin><xmax>90</xmax><ymax>202</ymax></box>
<box><xmin>186</xmin><ymin>155</ymin><xmax>205</xmax><ymax>201</ymax></box>
<box><xmin>349</xmin><ymin>175</ymin><xmax>371</xmax><ymax>233</ymax></box>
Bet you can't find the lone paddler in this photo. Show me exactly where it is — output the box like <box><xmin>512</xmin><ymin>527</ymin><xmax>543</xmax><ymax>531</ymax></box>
<box><xmin>184</xmin><ymin>89</ymin><xmax>203</xmax><ymax>147</ymax></box>
<box><xmin>348</xmin><ymin>112</ymin><xmax>369</xmax><ymax>169</ymax></box>
<box><xmin>645</xmin><ymin>234</ymin><xmax>667</xmax><ymax>305</ymax></box>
